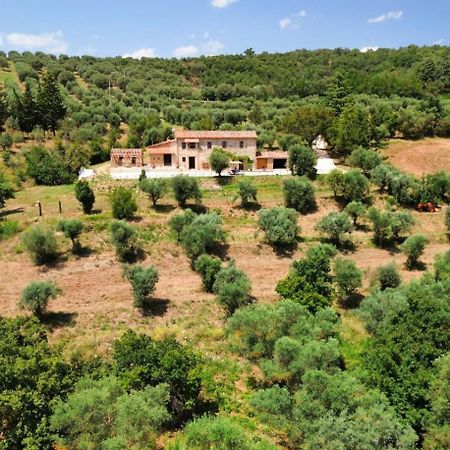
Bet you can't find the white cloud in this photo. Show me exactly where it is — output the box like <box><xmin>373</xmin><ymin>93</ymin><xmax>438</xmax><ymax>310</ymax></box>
<box><xmin>5</xmin><ymin>30</ymin><xmax>68</xmax><ymax>53</ymax></box>
<box><xmin>279</xmin><ymin>17</ymin><xmax>293</xmax><ymax>30</ymax></box>
<box><xmin>368</xmin><ymin>11</ymin><xmax>403</xmax><ymax>24</ymax></box>
<box><xmin>433</xmin><ymin>38</ymin><xmax>444</xmax><ymax>46</ymax></box>
<box><xmin>360</xmin><ymin>46</ymin><xmax>379</xmax><ymax>53</ymax></box>
<box><xmin>0</xmin><ymin>36</ymin><xmax>3</xmax><ymax>45</ymax></box>
<box><xmin>123</xmin><ymin>48</ymin><xmax>157</xmax><ymax>59</ymax></box>
<box><xmin>279</xmin><ymin>10</ymin><xmax>306</xmax><ymax>30</ymax></box>
<box><xmin>203</xmin><ymin>31</ymin><xmax>210</xmax><ymax>39</ymax></box>
<box><xmin>211</xmin><ymin>0</ymin><xmax>237</xmax><ymax>8</ymax></box>
<box><xmin>201</xmin><ymin>40</ymin><xmax>224</xmax><ymax>55</ymax></box>
<box><xmin>173</xmin><ymin>45</ymin><xmax>199</xmax><ymax>58</ymax></box>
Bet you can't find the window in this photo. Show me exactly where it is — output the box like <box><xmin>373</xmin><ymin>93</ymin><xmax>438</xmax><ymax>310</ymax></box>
<box><xmin>239</xmin><ymin>141</ymin><xmax>244</xmax><ymax>148</ymax></box>
<box><xmin>182</xmin><ymin>157</ymin><xmax>186</xmax><ymax>162</ymax></box>
<box><xmin>182</xmin><ymin>142</ymin><xmax>187</xmax><ymax>149</ymax></box>
<box><xmin>207</xmin><ymin>141</ymin><xmax>212</xmax><ymax>149</ymax></box>
<box><xmin>222</xmin><ymin>141</ymin><xmax>227</xmax><ymax>148</ymax></box>
<box><xmin>189</xmin><ymin>143</ymin><xmax>196</xmax><ymax>149</ymax></box>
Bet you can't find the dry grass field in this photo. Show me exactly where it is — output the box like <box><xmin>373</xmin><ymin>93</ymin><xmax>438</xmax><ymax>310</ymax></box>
<box><xmin>383</xmin><ymin>137</ymin><xmax>450</xmax><ymax>176</ymax></box>
<box><xmin>1</xmin><ymin>172</ymin><xmax>449</xmax><ymax>360</ymax></box>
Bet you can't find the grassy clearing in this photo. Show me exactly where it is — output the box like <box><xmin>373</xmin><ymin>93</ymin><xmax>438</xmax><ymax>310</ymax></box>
<box><xmin>0</xmin><ymin>62</ymin><xmax>24</xmax><ymax>91</ymax></box>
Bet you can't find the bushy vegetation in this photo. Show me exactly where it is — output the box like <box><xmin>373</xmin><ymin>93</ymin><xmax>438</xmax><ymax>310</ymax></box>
<box><xmin>376</xmin><ymin>263</ymin><xmax>402</xmax><ymax>290</ymax></box>
<box><xmin>288</xmin><ymin>144</ymin><xmax>317</xmax><ymax>177</ymax></box>
<box><xmin>123</xmin><ymin>264</ymin><xmax>159</xmax><ymax>309</ymax></box>
<box><xmin>110</xmin><ymin>186</ymin><xmax>138</xmax><ymax>220</ymax></box>
<box><xmin>171</xmin><ymin>210</ymin><xmax>226</xmax><ymax>261</ymax></box>
<box><xmin>276</xmin><ymin>244</ymin><xmax>336</xmax><ymax>312</ymax></box>
<box><xmin>18</xmin><ymin>280</ymin><xmax>61</xmax><ymax>319</ymax></box>
<box><xmin>367</xmin><ymin>207</ymin><xmax>414</xmax><ymax>246</ymax></box>
<box><xmin>209</xmin><ymin>147</ymin><xmax>231</xmax><ymax>176</ymax></box>
<box><xmin>110</xmin><ymin>220</ymin><xmax>139</xmax><ymax>262</ymax></box>
<box><xmin>172</xmin><ymin>175</ymin><xmax>202</xmax><ymax>207</ymax></box>
<box><xmin>235</xmin><ymin>178</ymin><xmax>257</xmax><ymax>207</ymax></box>
<box><xmin>334</xmin><ymin>257</ymin><xmax>363</xmax><ymax>303</ymax></box>
<box><xmin>400</xmin><ymin>234</ymin><xmax>428</xmax><ymax>269</ymax></box>
<box><xmin>194</xmin><ymin>254</ymin><xmax>222</xmax><ymax>293</ymax></box>
<box><xmin>139</xmin><ymin>177</ymin><xmax>169</xmax><ymax>207</ymax></box>
<box><xmin>283</xmin><ymin>176</ymin><xmax>316</xmax><ymax>213</ymax></box>
<box><xmin>315</xmin><ymin>211</ymin><xmax>354</xmax><ymax>247</ymax></box>
<box><xmin>75</xmin><ymin>180</ymin><xmax>95</xmax><ymax>213</ymax></box>
<box><xmin>326</xmin><ymin>169</ymin><xmax>371</xmax><ymax>204</ymax></box>
<box><xmin>258</xmin><ymin>207</ymin><xmax>299</xmax><ymax>247</ymax></box>
<box><xmin>22</xmin><ymin>225</ymin><xmax>58</xmax><ymax>264</ymax></box>
<box><xmin>213</xmin><ymin>262</ymin><xmax>252</xmax><ymax>315</ymax></box>
<box><xmin>57</xmin><ymin>219</ymin><xmax>83</xmax><ymax>253</ymax></box>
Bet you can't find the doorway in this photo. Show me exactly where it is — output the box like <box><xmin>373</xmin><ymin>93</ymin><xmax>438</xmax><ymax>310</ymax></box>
<box><xmin>163</xmin><ymin>154</ymin><xmax>172</xmax><ymax>166</ymax></box>
<box><xmin>189</xmin><ymin>156</ymin><xmax>196</xmax><ymax>169</ymax></box>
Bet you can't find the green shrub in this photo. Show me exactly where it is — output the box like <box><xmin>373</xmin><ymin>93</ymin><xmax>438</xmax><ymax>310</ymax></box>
<box><xmin>179</xmin><ymin>212</ymin><xmax>226</xmax><ymax>260</ymax></box>
<box><xmin>194</xmin><ymin>254</ymin><xmax>222</xmax><ymax>292</ymax></box>
<box><xmin>209</xmin><ymin>147</ymin><xmax>231</xmax><ymax>176</ymax></box>
<box><xmin>283</xmin><ymin>176</ymin><xmax>316</xmax><ymax>213</ymax></box>
<box><xmin>370</xmin><ymin>163</ymin><xmax>397</xmax><ymax>193</ymax></box>
<box><xmin>139</xmin><ymin>178</ymin><xmax>169</xmax><ymax>206</ymax></box>
<box><xmin>400</xmin><ymin>234</ymin><xmax>428</xmax><ymax>269</ymax></box>
<box><xmin>347</xmin><ymin>147</ymin><xmax>383</xmax><ymax>175</ymax></box>
<box><xmin>315</xmin><ymin>211</ymin><xmax>354</xmax><ymax>247</ymax></box>
<box><xmin>110</xmin><ymin>220</ymin><xmax>139</xmax><ymax>262</ymax></box>
<box><xmin>326</xmin><ymin>169</ymin><xmax>371</xmax><ymax>204</ymax></box>
<box><xmin>169</xmin><ymin>209</ymin><xmax>196</xmax><ymax>238</ymax></box>
<box><xmin>377</xmin><ymin>263</ymin><xmax>401</xmax><ymax>290</ymax></box>
<box><xmin>0</xmin><ymin>219</ymin><xmax>19</xmax><ymax>240</ymax></box>
<box><xmin>22</xmin><ymin>225</ymin><xmax>58</xmax><ymax>264</ymax></box>
<box><xmin>123</xmin><ymin>265</ymin><xmax>159</xmax><ymax>309</ymax></box>
<box><xmin>110</xmin><ymin>187</ymin><xmax>138</xmax><ymax>220</ymax></box>
<box><xmin>18</xmin><ymin>280</ymin><xmax>61</xmax><ymax>318</ymax></box>
<box><xmin>75</xmin><ymin>180</ymin><xmax>95</xmax><ymax>214</ymax></box>
<box><xmin>235</xmin><ymin>178</ymin><xmax>257</xmax><ymax>207</ymax></box>
<box><xmin>334</xmin><ymin>257</ymin><xmax>363</xmax><ymax>303</ymax></box>
<box><xmin>344</xmin><ymin>201</ymin><xmax>366</xmax><ymax>226</ymax></box>
<box><xmin>172</xmin><ymin>175</ymin><xmax>202</xmax><ymax>207</ymax></box>
<box><xmin>213</xmin><ymin>262</ymin><xmax>252</xmax><ymax>315</ymax></box>
<box><xmin>258</xmin><ymin>207</ymin><xmax>299</xmax><ymax>247</ymax></box>
<box><xmin>113</xmin><ymin>330</ymin><xmax>202</xmax><ymax>418</ymax></box>
<box><xmin>367</xmin><ymin>207</ymin><xmax>414</xmax><ymax>246</ymax></box>
<box><xmin>57</xmin><ymin>219</ymin><xmax>83</xmax><ymax>253</ymax></box>
<box><xmin>182</xmin><ymin>415</ymin><xmax>276</xmax><ymax>450</ymax></box>
<box><xmin>51</xmin><ymin>376</ymin><xmax>170</xmax><ymax>450</ymax></box>
<box><xmin>288</xmin><ymin>144</ymin><xmax>317</xmax><ymax>178</ymax></box>
<box><xmin>276</xmin><ymin>244</ymin><xmax>336</xmax><ymax>313</ymax></box>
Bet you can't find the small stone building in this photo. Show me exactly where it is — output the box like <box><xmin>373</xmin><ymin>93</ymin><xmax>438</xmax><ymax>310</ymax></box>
<box><xmin>110</xmin><ymin>148</ymin><xmax>143</xmax><ymax>167</ymax></box>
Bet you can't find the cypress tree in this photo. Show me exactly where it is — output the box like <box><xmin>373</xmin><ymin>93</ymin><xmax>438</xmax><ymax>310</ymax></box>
<box><xmin>36</xmin><ymin>73</ymin><xmax>66</xmax><ymax>134</ymax></box>
<box><xmin>17</xmin><ymin>82</ymin><xmax>37</xmax><ymax>133</ymax></box>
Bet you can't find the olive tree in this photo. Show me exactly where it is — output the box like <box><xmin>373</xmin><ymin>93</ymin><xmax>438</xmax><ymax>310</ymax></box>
<box><xmin>235</xmin><ymin>178</ymin><xmax>257</xmax><ymax>207</ymax></box>
<box><xmin>22</xmin><ymin>225</ymin><xmax>58</xmax><ymax>264</ymax></box>
<box><xmin>377</xmin><ymin>263</ymin><xmax>401</xmax><ymax>290</ymax></box>
<box><xmin>110</xmin><ymin>220</ymin><xmax>139</xmax><ymax>262</ymax></box>
<box><xmin>288</xmin><ymin>144</ymin><xmax>317</xmax><ymax>178</ymax></box>
<box><xmin>123</xmin><ymin>265</ymin><xmax>159</xmax><ymax>310</ymax></box>
<box><xmin>400</xmin><ymin>234</ymin><xmax>428</xmax><ymax>269</ymax></box>
<box><xmin>213</xmin><ymin>262</ymin><xmax>252</xmax><ymax>315</ymax></box>
<box><xmin>18</xmin><ymin>280</ymin><xmax>61</xmax><ymax>319</ymax></box>
<box><xmin>139</xmin><ymin>178</ymin><xmax>169</xmax><ymax>207</ymax></box>
<box><xmin>258</xmin><ymin>207</ymin><xmax>299</xmax><ymax>247</ymax></box>
<box><xmin>110</xmin><ymin>187</ymin><xmax>138</xmax><ymax>220</ymax></box>
<box><xmin>209</xmin><ymin>147</ymin><xmax>230</xmax><ymax>176</ymax></box>
<box><xmin>172</xmin><ymin>175</ymin><xmax>202</xmax><ymax>207</ymax></box>
<box><xmin>283</xmin><ymin>176</ymin><xmax>316</xmax><ymax>213</ymax></box>
<box><xmin>57</xmin><ymin>219</ymin><xmax>83</xmax><ymax>253</ymax></box>
<box><xmin>315</xmin><ymin>211</ymin><xmax>354</xmax><ymax>247</ymax></box>
<box><xmin>344</xmin><ymin>201</ymin><xmax>366</xmax><ymax>226</ymax></box>
<box><xmin>334</xmin><ymin>258</ymin><xmax>363</xmax><ymax>304</ymax></box>
<box><xmin>194</xmin><ymin>254</ymin><xmax>222</xmax><ymax>292</ymax></box>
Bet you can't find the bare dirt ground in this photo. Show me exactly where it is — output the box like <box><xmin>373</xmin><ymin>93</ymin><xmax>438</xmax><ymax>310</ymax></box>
<box><xmin>1</xmin><ymin>175</ymin><xmax>449</xmax><ymax>355</ymax></box>
<box><xmin>383</xmin><ymin>138</ymin><xmax>450</xmax><ymax>176</ymax></box>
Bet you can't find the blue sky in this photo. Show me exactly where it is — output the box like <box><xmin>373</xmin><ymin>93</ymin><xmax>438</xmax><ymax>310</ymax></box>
<box><xmin>0</xmin><ymin>0</ymin><xmax>448</xmax><ymax>58</ymax></box>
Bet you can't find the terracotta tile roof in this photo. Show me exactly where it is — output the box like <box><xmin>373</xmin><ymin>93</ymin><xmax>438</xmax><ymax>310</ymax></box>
<box><xmin>111</xmin><ymin>148</ymin><xmax>142</xmax><ymax>156</ymax></box>
<box><xmin>174</xmin><ymin>130</ymin><xmax>257</xmax><ymax>139</ymax></box>
<box><xmin>257</xmin><ymin>151</ymin><xmax>289</xmax><ymax>159</ymax></box>
<box><xmin>147</xmin><ymin>140</ymin><xmax>176</xmax><ymax>155</ymax></box>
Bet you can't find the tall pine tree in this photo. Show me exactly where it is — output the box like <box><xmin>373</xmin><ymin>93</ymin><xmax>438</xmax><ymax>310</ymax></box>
<box><xmin>36</xmin><ymin>73</ymin><xmax>66</xmax><ymax>134</ymax></box>
<box><xmin>0</xmin><ymin>85</ymin><xmax>8</xmax><ymax>131</ymax></box>
<box><xmin>15</xmin><ymin>82</ymin><xmax>37</xmax><ymax>133</ymax></box>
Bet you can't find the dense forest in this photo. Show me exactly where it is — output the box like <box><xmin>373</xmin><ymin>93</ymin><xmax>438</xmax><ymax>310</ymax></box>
<box><xmin>1</xmin><ymin>46</ymin><xmax>450</xmax><ymax>450</ymax></box>
<box><xmin>0</xmin><ymin>45</ymin><xmax>449</xmax><ymax>166</ymax></box>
